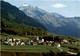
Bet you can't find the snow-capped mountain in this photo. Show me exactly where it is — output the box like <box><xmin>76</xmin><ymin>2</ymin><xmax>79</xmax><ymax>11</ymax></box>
<box><xmin>19</xmin><ymin>4</ymin><xmax>80</xmax><ymax>37</ymax></box>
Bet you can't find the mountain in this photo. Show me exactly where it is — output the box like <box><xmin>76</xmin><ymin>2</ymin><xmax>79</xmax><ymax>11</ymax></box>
<box><xmin>19</xmin><ymin>4</ymin><xmax>80</xmax><ymax>38</ymax></box>
<box><xmin>1</xmin><ymin>1</ymin><xmax>46</xmax><ymax>29</ymax></box>
<box><xmin>1</xmin><ymin>1</ymin><xmax>47</xmax><ymax>36</ymax></box>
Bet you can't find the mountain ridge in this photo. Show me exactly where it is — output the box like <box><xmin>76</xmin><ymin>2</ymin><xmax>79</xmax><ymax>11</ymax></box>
<box><xmin>1</xmin><ymin>1</ymin><xmax>47</xmax><ymax>36</ymax></box>
<box><xmin>1</xmin><ymin>1</ymin><xmax>46</xmax><ymax>29</ymax></box>
<box><xmin>19</xmin><ymin>4</ymin><xmax>80</xmax><ymax>38</ymax></box>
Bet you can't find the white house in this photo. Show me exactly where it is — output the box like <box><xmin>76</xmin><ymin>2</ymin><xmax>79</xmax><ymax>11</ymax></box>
<box><xmin>56</xmin><ymin>44</ymin><xmax>61</xmax><ymax>47</ymax></box>
<box><xmin>21</xmin><ymin>42</ymin><xmax>25</xmax><ymax>45</ymax></box>
<box><xmin>36</xmin><ymin>36</ymin><xmax>39</xmax><ymax>40</ymax></box>
<box><xmin>42</xmin><ymin>39</ymin><xmax>44</xmax><ymax>42</ymax></box>
<box><xmin>31</xmin><ymin>40</ymin><xmax>33</xmax><ymax>42</ymax></box>
<box><xmin>8</xmin><ymin>39</ymin><xmax>12</xmax><ymax>42</ymax></box>
<box><xmin>63</xmin><ymin>39</ymin><xmax>68</xmax><ymax>43</ymax></box>
<box><xmin>13</xmin><ymin>39</ymin><xmax>16</xmax><ymax>41</ymax></box>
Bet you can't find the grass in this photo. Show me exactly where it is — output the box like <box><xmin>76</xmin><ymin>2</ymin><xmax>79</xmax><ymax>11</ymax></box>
<box><xmin>61</xmin><ymin>44</ymin><xmax>80</xmax><ymax>48</ymax></box>
<box><xmin>1</xmin><ymin>44</ymin><xmax>54</xmax><ymax>53</ymax></box>
<box><xmin>1</xmin><ymin>33</ymin><xmax>37</xmax><ymax>40</ymax></box>
<box><xmin>1</xmin><ymin>43</ymin><xmax>71</xmax><ymax>53</ymax></box>
<box><xmin>1</xmin><ymin>34</ymin><xmax>29</xmax><ymax>40</ymax></box>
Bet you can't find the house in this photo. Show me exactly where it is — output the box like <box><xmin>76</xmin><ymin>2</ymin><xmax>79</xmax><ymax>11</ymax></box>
<box><xmin>43</xmin><ymin>42</ymin><xmax>46</xmax><ymax>45</ymax></box>
<box><xmin>13</xmin><ymin>39</ymin><xmax>16</xmax><ymax>41</ymax></box>
<box><xmin>1</xmin><ymin>39</ymin><xmax>5</xmax><ymax>42</ymax></box>
<box><xmin>4</xmin><ymin>41</ymin><xmax>9</xmax><ymax>45</ymax></box>
<box><xmin>15</xmin><ymin>39</ymin><xmax>19</xmax><ymax>42</ymax></box>
<box><xmin>16</xmin><ymin>42</ymin><xmax>20</xmax><ymax>45</ymax></box>
<box><xmin>13</xmin><ymin>41</ymin><xmax>16</xmax><ymax>45</ymax></box>
<box><xmin>20</xmin><ymin>42</ymin><xmax>25</xmax><ymax>45</ymax></box>
<box><xmin>42</xmin><ymin>39</ymin><xmax>44</xmax><ymax>42</ymax></box>
<box><xmin>56</xmin><ymin>43</ymin><xmax>61</xmax><ymax>47</ymax></box>
<box><xmin>63</xmin><ymin>39</ymin><xmax>68</xmax><ymax>44</ymax></box>
<box><xmin>31</xmin><ymin>40</ymin><xmax>33</xmax><ymax>42</ymax></box>
<box><xmin>38</xmin><ymin>40</ymin><xmax>42</xmax><ymax>45</ymax></box>
<box><xmin>50</xmin><ymin>41</ymin><xmax>53</xmax><ymax>44</ymax></box>
<box><xmin>8</xmin><ymin>42</ymin><xmax>14</xmax><ymax>46</ymax></box>
<box><xmin>32</xmin><ymin>41</ymin><xmax>37</xmax><ymax>46</ymax></box>
<box><xmin>8</xmin><ymin>39</ymin><xmax>12</xmax><ymax>42</ymax></box>
<box><xmin>27</xmin><ymin>40</ymin><xmax>31</xmax><ymax>45</ymax></box>
<box><xmin>70</xmin><ymin>40</ymin><xmax>77</xmax><ymax>44</ymax></box>
<box><xmin>22</xmin><ymin>40</ymin><xmax>27</xmax><ymax>43</ymax></box>
<box><xmin>59</xmin><ymin>40</ymin><xmax>64</xmax><ymax>44</ymax></box>
<box><xmin>54</xmin><ymin>41</ymin><xmax>58</xmax><ymax>44</ymax></box>
<box><xmin>10</xmin><ymin>42</ymin><xmax>14</xmax><ymax>46</ymax></box>
<box><xmin>48</xmin><ymin>42</ymin><xmax>51</xmax><ymax>46</ymax></box>
<box><xmin>36</xmin><ymin>36</ymin><xmax>39</xmax><ymax>40</ymax></box>
<box><xmin>5</xmin><ymin>38</ymin><xmax>9</xmax><ymax>41</ymax></box>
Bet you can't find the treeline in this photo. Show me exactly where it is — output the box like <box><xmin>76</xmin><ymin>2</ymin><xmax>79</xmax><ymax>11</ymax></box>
<box><xmin>1</xmin><ymin>18</ymin><xmax>47</xmax><ymax>36</ymax></box>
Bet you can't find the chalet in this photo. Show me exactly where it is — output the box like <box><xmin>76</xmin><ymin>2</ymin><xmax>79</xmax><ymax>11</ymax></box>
<box><xmin>43</xmin><ymin>42</ymin><xmax>47</xmax><ymax>45</ymax></box>
<box><xmin>59</xmin><ymin>40</ymin><xmax>64</xmax><ymax>44</ymax></box>
<box><xmin>32</xmin><ymin>41</ymin><xmax>37</xmax><ymax>46</ymax></box>
<box><xmin>50</xmin><ymin>41</ymin><xmax>53</xmax><ymax>43</ymax></box>
<box><xmin>5</xmin><ymin>38</ymin><xmax>9</xmax><ymax>41</ymax></box>
<box><xmin>13</xmin><ymin>41</ymin><xmax>16</xmax><ymax>45</ymax></box>
<box><xmin>20</xmin><ymin>42</ymin><xmax>25</xmax><ymax>45</ymax></box>
<box><xmin>10</xmin><ymin>42</ymin><xmax>14</xmax><ymax>46</ymax></box>
<box><xmin>22</xmin><ymin>40</ymin><xmax>27</xmax><ymax>43</ymax></box>
<box><xmin>70</xmin><ymin>40</ymin><xmax>77</xmax><ymax>44</ymax></box>
<box><xmin>8</xmin><ymin>39</ymin><xmax>12</xmax><ymax>42</ymax></box>
<box><xmin>56</xmin><ymin>43</ymin><xmax>61</xmax><ymax>47</ymax></box>
<box><xmin>42</xmin><ymin>39</ymin><xmax>44</xmax><ymax>42</ymax></box>
<box><xmin>63</xmin><ymin>39</ymin><xmax>68</xmax><ymax>44</ymax></box>
<box><xmin>8</xmin><ymin>42</ymin><xmax>14</xmax><ymax>46</ymax></box>
<box><xmin>13</xmin><ymin>39</ymin><xmax>16</xmax><ymax>41</ymax></box>
<box><xmin>27</xmin><ymin>40</ymin><xmax>31</xmax><ymax>45</ymax></box>
<box><xmin>54</xmin><ymin>41</ymin><xmax>58</xmax><ymax>44</ymax></box>
<box><xmin>16</xmin><ymin>42</ymin><xmax>19</xmax><ymax>45</ymax></box>
<box><xmin>31</xmin><ymin>40</ymin><xmax>33</xmax><ymax>42</ymax></box>
<box><xmin>36</xmin><ymin>36</ymin><xmax>39</xmax><ymax>40</ymax></box>
<box><xmin>48</xmin><ymin>42</ymin><xmax>51</xmax><ymax>46</ymax></box>
<box><xmin>1</xmin><ymin>39</ymin><xmax>5</xmax><ymax>42</ymax></box>
<box><xmin>38</xmin><ymin>40</ymin><xmax>42</xmax><ymax>45</ymax></box>
<box><xmin>4</xmin><ymin>41</ymin><xmax>9</xmax><ymax>45</ymax></box>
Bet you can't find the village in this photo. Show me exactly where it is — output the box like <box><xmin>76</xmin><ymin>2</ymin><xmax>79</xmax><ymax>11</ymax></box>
<box><xmin>0</xmin><ymin>36</ymin><xmax>77</xmax><ymax>47</ymax></box>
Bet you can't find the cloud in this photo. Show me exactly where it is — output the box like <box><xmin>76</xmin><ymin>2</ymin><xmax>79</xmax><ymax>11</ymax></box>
<box><xmin>25</xmin><ymin>0</ymin><xmax>78</xmax><ymax>1</ymax></box>
<box><xmin>51</xmin><ymin>4</ymin><xmax>66</xmax><ymax>8</ymax></box>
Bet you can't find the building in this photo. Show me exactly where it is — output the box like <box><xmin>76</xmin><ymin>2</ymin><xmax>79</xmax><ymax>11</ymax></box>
<box><xmin>56</xmin><ymin>44</ymin><xmax>61</xmax><ymax>47</ymax></box>
<box><xmin>36</xmin><ymin>36</ymin><xmax>39</xmax><ymax>40</ymax></box>
<box><xmin>33</xmin><ymin>41</ymin><xmax>37</xmax><ymax>45</ymax></box>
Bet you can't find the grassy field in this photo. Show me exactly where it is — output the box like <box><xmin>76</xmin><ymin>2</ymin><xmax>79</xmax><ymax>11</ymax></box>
<box><xmin>1</xmin><ymin>43</ymin><xmax>63</xmax><ymax>53</ymax></box>
<box><xmin>1</xmin><ymin>43</ymin><xmax>75</xmax><ymax>53</ymax></box>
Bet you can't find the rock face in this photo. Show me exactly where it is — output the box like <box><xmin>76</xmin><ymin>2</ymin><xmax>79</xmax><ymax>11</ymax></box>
<box><xmin>19</xmin><ymin>4</ymin><xmax>80</xmax><ymax>38</ymax></box>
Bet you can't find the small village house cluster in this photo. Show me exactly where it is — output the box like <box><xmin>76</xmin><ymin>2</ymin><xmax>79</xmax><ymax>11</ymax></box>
<box><xmin>0</xmin><ymin>36</ymin><xmax>77</xmax><ymax>47</ymax></box>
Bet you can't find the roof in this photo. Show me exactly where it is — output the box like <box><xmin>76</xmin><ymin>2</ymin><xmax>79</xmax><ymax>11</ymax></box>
<box><xmin>33</xmin><ymin>42</ymin><xmax>37</xmax><ymax>44</ymax></box>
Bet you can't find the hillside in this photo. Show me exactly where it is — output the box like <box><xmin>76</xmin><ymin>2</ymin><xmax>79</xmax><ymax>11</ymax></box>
<box><xmin>1</xmin><ymin>1</ymin><xmax>46</xmax><ymax>29</ymax></box>
<box><xmin>1</xmin><ymin>1</ymin><xmax>47</xmax><ymax>36</ymax></box>
<box><xmin>19</xmin><ymin>4</ymin><xmax>80</xmax><ymax>38</ymax></box>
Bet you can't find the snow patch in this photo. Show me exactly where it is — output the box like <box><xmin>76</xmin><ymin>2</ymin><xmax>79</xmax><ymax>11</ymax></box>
<box><xmin>23</xmin><ymin>4</ymin><xmax>29</xmax><ymax>7</ymax></box>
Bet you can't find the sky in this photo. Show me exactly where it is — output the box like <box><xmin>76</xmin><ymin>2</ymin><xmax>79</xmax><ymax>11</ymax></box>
<box><xmin>4</xmin><ymin>0</ymin><xmax>80</xmax><ymax>17</ymax></box>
